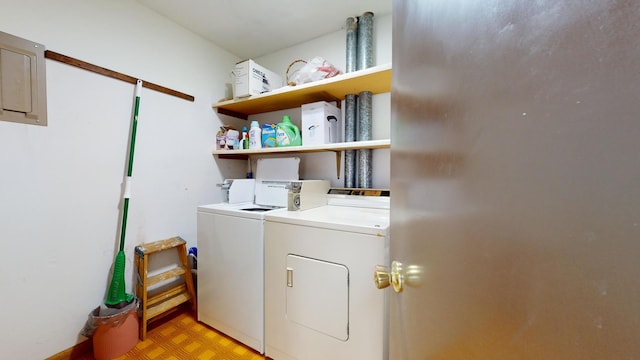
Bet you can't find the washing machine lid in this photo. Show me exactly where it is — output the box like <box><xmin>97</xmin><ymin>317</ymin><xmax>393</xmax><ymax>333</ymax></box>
<box><xmin>256</xmin><ymin>157</ymin><xmax>300</xmax><ymax>180</ymax></box>
<box><xmin>254</xmin><ymin>157</ymin><xmax>300</xmax><ymax>207</ymax></box>
<box><xmin>197</xmin><ymin>202</ymin><xmax>287</xmax><ymax>219</ymax></box>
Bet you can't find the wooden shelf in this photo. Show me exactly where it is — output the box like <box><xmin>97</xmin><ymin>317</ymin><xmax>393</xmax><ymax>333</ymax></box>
<box><xmin>211</xmin><ymin>64</ymin><xmax>392</xmax><ymax>178</ymax></box>
<box><xmin>213</xmin><ymin>63</ymin><xmax>392</xmax><ymax>118</ymax></box>
<box><xmin>212</xmin><ymin>139</ymin><xmax>390</xmax><ymax>156</ymax></box>
<box><xmin>212</xmin><ymin>139</ymin><xmax>390</xmax><ymax>178</ymax></box>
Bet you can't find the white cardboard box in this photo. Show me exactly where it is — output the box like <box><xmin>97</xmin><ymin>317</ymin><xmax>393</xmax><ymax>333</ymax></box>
<box><xmin>233</xmin><ymin>59</ymin><xmax>283</xmax><ymax>98</ymax></box>
<box><xmin>301</xmin><ymin>101</ymin><xmax>342</xmax><ymax>146</ymax></box>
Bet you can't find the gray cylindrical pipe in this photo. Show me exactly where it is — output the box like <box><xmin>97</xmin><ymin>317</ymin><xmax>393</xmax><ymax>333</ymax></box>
<box><xmin>358</xmin><ymin>149</ymin><xmax>372</xmax><ymax>188</ymax></box>
<box><xmin>357</xmin><ymin>91</ymin><xmax>372</xmax><ymax>141</ymax></box>
<box><xmin>344</xmin><ymin>94</ymin><xmax>358</xmax><ymax>188</ymax></box>
<box><xmin>357</xmin><ymin>91</ymin><xmax>373</xmax><ymax>188</ymax></box>
<box><xmin>356</xmin><ymin>11</ymin><xmax>374</xmax><ymax>70</ymax></box>
<box><xmin>345</xmin><ymin>150</ymin><xmax>357</xmax><ymax>188</ymax></box>
<box><xmin>346</xmin><ymin>17</ymin><xmax>358</xmax><ymax>73</ymax></box>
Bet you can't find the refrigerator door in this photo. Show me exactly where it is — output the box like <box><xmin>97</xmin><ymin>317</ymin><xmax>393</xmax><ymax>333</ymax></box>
<box><xmin>390</xmin><ymin>0</ymin><xmax>640</xmax><ymax>358</ymax></box>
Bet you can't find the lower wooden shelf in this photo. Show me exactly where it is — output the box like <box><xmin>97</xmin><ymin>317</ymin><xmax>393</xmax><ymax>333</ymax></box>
<box><xmin>211</xmin><ymin>139</ymin><xmax>390</xmax><ymax>179</ymax></box>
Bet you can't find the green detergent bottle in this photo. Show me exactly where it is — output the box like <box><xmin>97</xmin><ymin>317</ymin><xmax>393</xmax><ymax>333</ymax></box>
<box><xmin>276</xmin><ymin>115</ymin><xmax>302</xmax><ymax>146</ymax></box>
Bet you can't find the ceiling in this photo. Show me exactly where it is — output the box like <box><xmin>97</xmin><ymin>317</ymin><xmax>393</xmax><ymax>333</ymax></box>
<box><xmin>137</xmin><ymin>0</ymin><xmax>392</xmax><ymax>59</ymax></box>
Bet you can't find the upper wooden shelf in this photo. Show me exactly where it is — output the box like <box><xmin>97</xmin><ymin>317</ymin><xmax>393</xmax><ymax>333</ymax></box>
<box><xmin>212</xmin><ymin>139</ymin><xmax>390</xmax><ymax>156</ymax></box>
<box><xmin>213</xmin><ymin>63</ymin><xmax>392</xmax><ymax>118</ymax></box>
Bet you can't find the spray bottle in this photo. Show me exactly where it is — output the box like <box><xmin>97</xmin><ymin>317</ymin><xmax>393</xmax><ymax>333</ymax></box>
<box><xmin>242</xmin><ymin>126</ymin><xmax>249</xmax><ymax>149</ymax></box>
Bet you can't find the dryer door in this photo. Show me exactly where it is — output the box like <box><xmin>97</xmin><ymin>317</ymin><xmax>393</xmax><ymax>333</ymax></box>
<box><xmin>286</xmin><ymin>254</ymin><xmax>349</xmax><ymax>341</ymax></box>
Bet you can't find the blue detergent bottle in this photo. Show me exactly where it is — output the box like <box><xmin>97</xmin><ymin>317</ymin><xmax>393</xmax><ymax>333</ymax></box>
<box><xmin>276</xmin><ymin>115</ymin><xmax>302</xmax><ymax>146</ymax></box>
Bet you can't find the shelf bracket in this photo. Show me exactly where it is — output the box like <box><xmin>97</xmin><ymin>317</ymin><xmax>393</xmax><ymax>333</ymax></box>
<box><xmin>333</xmin><ymin>150</ymin><xmax>342</xmax><ymax>179</ymax></box>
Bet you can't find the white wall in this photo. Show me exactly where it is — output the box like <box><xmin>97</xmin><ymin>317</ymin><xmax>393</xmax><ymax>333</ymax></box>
<box><xmin>0</xmin><ymin>1</ymin><xmax>240</xmax><ymax>358</ymax></box>
<box><xmin>0</xmin><ymin>4</ymin><xmax>391</xmax><ymax>358</ymax></box>
<box><xmin>251</xmin><ymin>14</ymin><xmax>392</xmax><ymax>188</ymax></box>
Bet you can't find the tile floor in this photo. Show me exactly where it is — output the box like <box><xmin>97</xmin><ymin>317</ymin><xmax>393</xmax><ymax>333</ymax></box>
<box><xmin>70</xmin><ymin>309</ymin><xmax>265</xmax><ymax>359</ymax></box>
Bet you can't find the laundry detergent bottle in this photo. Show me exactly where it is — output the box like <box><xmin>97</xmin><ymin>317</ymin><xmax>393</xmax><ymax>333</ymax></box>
<box><xmin>249</xmin><ymin>120</ymin><xmax>262</xmax><ymax>149</ymax></box>
<box><xmin>276</xmin><ymin>115</ymin><xmax>302</xmax><ymax>146</ymax></box>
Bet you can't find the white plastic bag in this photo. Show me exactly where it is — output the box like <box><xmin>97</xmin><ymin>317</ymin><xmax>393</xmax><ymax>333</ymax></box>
<box><xmin>288</xmin><ymin>57</ymin><xmax>342</xmax><ymax>85</ymax></box>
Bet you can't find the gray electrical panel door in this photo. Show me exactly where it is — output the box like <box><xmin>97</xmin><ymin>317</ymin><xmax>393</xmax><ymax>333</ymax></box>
<box><xmin>0</xmin><ymin>31</ymin><xmax>47</xmax><ymax>126</ymax></box>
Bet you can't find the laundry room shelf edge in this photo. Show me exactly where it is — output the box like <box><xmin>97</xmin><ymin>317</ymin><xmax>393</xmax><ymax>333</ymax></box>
<box><xmin>212</xmin><ymin>139</ymin><xmax>390</xmax><ymax>156</ymax></box>
<box><xmin>213</xmin><ymin>63</ymin><xmax>392</xmax><ymax>118</ymax></box>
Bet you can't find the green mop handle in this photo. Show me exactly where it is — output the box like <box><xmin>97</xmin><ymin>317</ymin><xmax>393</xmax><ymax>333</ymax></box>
<box><xmin>105</xmin><ymin>80</ymin><xmax>142</xmax><ymax>307</ymax></box>
<box><xmin>119</xmin><ymin>80</ymin><xmax>142</xmax><ymax>251</ymax></box>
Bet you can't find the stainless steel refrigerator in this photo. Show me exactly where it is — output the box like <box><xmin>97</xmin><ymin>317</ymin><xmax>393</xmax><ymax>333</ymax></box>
<box><xmin>386</xmin><ymin>0</ymin><xmax>640</xmax><ymax>358</ymax></box>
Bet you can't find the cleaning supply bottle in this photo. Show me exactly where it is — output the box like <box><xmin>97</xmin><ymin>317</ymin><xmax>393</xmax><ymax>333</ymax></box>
<box><xmin>249</xmin><ymin>121</ymin><xmax>262</xmax><ymax>149</ymax></box>
<box><xmin>276</xmin><ymin>115</ymin><xmax>302</xmax><ymax>146</ymax></box>
<box><xmin>242</xmin><ymin>126</ymin><xmax>249</xmax><ymax>149</ymax></box>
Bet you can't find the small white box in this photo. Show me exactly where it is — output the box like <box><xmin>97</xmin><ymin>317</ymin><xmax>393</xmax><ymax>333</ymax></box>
<box><xmin>233</xmin><ymin>59</ymin><xmax>283</xmax><ymax>98</ymax></box>
<box><xmin>301</xmin><ymin>101</ymin><xmax>342</xmax><ymax>146</ymax></box>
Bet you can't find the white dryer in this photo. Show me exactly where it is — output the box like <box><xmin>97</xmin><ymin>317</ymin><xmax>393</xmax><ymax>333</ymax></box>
<box><xmin>264</xmin><ymin>192</ymin><xmax>390</xmax><ymax>360</ymax></box>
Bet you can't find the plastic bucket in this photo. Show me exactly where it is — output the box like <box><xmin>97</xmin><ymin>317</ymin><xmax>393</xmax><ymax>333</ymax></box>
<box><xmin>91</xmin><ymin>304</ymin><xmax>139</xmax><ymax>360</ymax></box>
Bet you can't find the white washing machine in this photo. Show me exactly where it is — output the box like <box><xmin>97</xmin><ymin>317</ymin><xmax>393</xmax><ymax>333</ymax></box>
<box><xmin>197</xmin><ymin>158</ymin><xmax>300</xmax><ymax>353</ymax></box>
<box><xmin>264</xmin><ymin>192</ymin><xmax>390</xmax><ymax>360</ymax></box>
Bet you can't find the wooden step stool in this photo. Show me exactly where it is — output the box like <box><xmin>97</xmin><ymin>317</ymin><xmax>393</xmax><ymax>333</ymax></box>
<box><xmin>135</xmin><ymin>236</ymin><xmax>196</xmax><ymax>340</ymax></box>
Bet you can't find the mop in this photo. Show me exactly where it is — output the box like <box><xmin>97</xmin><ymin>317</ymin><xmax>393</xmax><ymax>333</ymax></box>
<box><xmin>104</xmin><ymin>80</ymin><xmax>142</xmax><ymax>308</ymax></box>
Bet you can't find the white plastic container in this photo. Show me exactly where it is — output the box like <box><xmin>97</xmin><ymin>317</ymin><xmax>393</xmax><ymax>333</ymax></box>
<box><xmin>301</xmin><ymin>101</ymin><xmax>342</xmax><ymax>146</ymax></box>
<box><xmin>249</xmin><ymin>121</ymin><xmax>262</xmax><ymax>149</ymax></box>
<box><xmin>226</xmin><ymin>129</ymin><xmax>240</xmax><ymax>150</ymax></box>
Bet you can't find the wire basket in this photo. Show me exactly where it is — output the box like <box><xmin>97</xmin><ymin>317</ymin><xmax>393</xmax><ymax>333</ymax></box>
<box><xmin>285</xmin><ymin>59</ymin><xmax>307</xmax><ymax>86</ymax></box>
